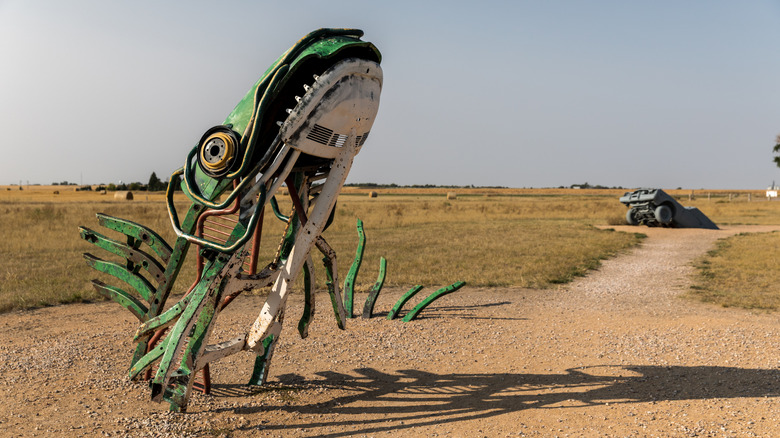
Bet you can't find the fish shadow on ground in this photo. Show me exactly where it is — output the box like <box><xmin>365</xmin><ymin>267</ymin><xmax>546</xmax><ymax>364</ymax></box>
<box><xmin>215</xmin><ymin>365</ymin><xmax>780</xmax><ymax>437</ymax></box>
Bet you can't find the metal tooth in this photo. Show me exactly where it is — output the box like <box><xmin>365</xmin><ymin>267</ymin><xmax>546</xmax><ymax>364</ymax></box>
<box><xmin>294</xmin><ymin>96</ymin><xmax>302</xmax><ymax>103</ymax></box>
<box><xmin>286</xmin><ymin>109</ymin><xmax>293</xmax><ymax>114</ymax></box>
<box><xmin>276</xmin><ymin>121</ymin><xmax>283</xmax><ymax>127</ymax></box>
<box><xmin>303</xmin><ymin>84</ymin><xmax>311</xmax><ymax>92</ymax></box>
<box><xmin>312</xmin><ymin>74</ymin><xmax>319</xmax><ymax>81</ymax></box>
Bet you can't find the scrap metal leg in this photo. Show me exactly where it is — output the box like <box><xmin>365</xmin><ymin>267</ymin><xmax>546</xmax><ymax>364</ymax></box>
<box><xmin>362</xmin><ymin>257</ymin><xmax>387</xmax><ymax>319</ymax></box>
<box><xmin>344</xmin><ymin>218</ymin><xmax>365</xmax><ymax>318</ymax></box>
<box><xmin>387</xmin><ymin>285</ymin><xmax>424</xmax><ymax>320</ymax></box>
<box><xmin>246</xmin><ymin>134</ymin><xmax>359</xmax><ymax>353</ymax></box>
<box><xmin>316</xmin><ymin>236</ymin><xmax>347</xmax><ymax>329</ymax></box>
<box><xmin>402</xmin><ymin>281</ymin><xmax>466</xmax><ymax>322</ymax></box>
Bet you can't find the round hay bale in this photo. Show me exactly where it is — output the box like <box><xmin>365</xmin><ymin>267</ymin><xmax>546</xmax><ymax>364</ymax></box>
<box><xmin>368</xmin><ymin>191</ymin><xmax>378</xmax><ymax>198</ymax></box>
<box><xmin>99</xmin><ymin>190</ymin><xmax>107</xmax><ymax>195</ymax></box>
<box><xmin>114</xmin><ymin>191</ymin><xmax>134</xmax><ymax>200</ymax></box>
<box><xmin>446</xmin><ymin>192</ymin><xmax>457</xmax><ymax>200</ymax></box>
<box><xmin>53</xmin><ymin>190</ymin><xmax>59</xmax><ymax>195</ymax></box>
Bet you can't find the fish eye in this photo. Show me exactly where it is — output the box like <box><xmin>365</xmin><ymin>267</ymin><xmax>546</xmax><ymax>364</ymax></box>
<box><xmin>198</xmin><ymin>127</ymin><xmax>240</xmax><ymax>177</ymax></box>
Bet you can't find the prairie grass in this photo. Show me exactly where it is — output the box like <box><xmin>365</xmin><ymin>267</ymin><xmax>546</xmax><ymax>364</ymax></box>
<box><xmin>0</xmin><ymin>187</ymin><xmax>647</xmax><ymax>312</ymax></box>
<box><xmin>221</xmin><ymin>192</ymin><xmax>647</xmax><ymax>291</ymax></box>
<box><xmin>315</xmin><ymin>193</ymin><xmax>644</xmax><ymax>290</ymax></box>
<box><xmin>0</xmin><ymin>199</ymin><xmax>193</xmax><ymax>313</ymax></box>
<box><xmin>4</xmin><ymin>186</ymin><xmax>780</xmax><ymax>313</ymax></box>
<box><xmin>688</xmin><ymin>231</ymin><xmax>780</xmax><ymax>310</ymax></box>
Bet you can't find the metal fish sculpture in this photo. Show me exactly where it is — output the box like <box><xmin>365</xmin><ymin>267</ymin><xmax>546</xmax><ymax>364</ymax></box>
<box><xmin>79</xmin><ymin>28</ymin><xmax>382</xmax><ymax>412</ymax></box>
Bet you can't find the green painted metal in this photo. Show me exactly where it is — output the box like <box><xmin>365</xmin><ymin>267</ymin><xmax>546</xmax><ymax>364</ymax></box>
<box><xmin>224</xmin><ymin>30</ymin><xmax>374</xmax><ymax>138</ymax></box>
<box><xmin>248</xmin><ymin>335</ymin><xmax>276</xmax><ymax>386</ymax></box>
<box><xmin>134</xmin><ymin>295</ymin><xmax>191</xmax><ymax>341</ymax></box>
<box><xmin>387</xmin><ymin>285</ymin><xmax>424</xmax><ymax>320</ymax></box>
<box><xmin>150</xmin><ymin>255</ymin><xmax>228</xmax><ymax>403</ymax></box>
<box><xmin>277</xmin><ymin>173</ymin><xmax>305</xmax><ymax>263</ymax></box>
<box><xmin>298</xmin><ymin>258</ymin><xmax>315</xmax><ymax>338</ymax></box>
<box><xmin>162</xmin><ymin>275</ymin><xmax>225</xmax><ymax>411</ymax></box>
<box><xmin>362</xmin><ymin>257</ymin><xmax>387</xmax><ymax>319</ymax></box>
<box><xmin>96</xmin><ymin>213</ymin><xmax>172</xmax><ymax>263</ymax></box>
<box><xmin>222</xmin><ymin>29</ymin><xmax>379</xmax><ymax>162</ymax></box>
<box><xmin>90</xmin><ymin>280</ymin><xmax>148</xmax><ymax>322</ymax></box>
<box><xmin>82</xmin><ymin>205</ymin><xmax>199</xmax><ymax>373</ymax></box>
<box><xmin>343</xmin><ymin>218</ymin><xmax>365</xmax><ymax>318</ymax></box>
<box><xmin>79</xmin><ymin>27</ymin><xmax>382</xmax><ymax>413</ymax></box>
<box><xmin>81</xmin><ymin>204</ymin><xmax>200</xmax><ymax>324</ymax></box>
<box><xmin>80</xmin><ymin>227</ymin><xmax>166</xmax><ymax>282</ymax></box>
<box><xmin>82</xmin><ymin>253</ymin><xmax>155</xmax><ymax>302</ymax></box>
<box><xmin>270</xmin><ymin>196</ymin><xmax>290</xmax><ymax>221</ymax></box>
<box><xmin>151</xmin><ymin>225</ymin><xmax>249</xmax><ymax>406</ymax></box>
<box><xmin>322</xmin><ymin>255</ymin><xmax>345</xmax><ymax>330</ymax></box>
<box><xmin>128</xmin><ymin>335</ymin><xmax>170</xmax><ymax>381</ymax></box>
<box><xmin>151</xmin><ymin>203</ymin><xmax>200</xmax><ymax>312</ymax></box>
<box><xmin>402</xmin><ymin>281</ymin><xmax>467</xmax><ymax>322</ymax></box>
<box><xmin>182</xmin><ymin>28</ymin><xmax>380</xmax><ymax>205</ymax></box>
<box><xmin>149</xmin><ymin>279</ymin><xmax>210</xmax><ymax>396</ymax></box>
<box><xmin>129</xmin><ymin>204</ymin><xmax>199</xmax><ymax>368</ymax></box>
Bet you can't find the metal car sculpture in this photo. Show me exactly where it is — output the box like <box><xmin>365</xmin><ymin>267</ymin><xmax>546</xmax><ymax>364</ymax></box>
<box><xmin>620</xmin><ymin>188</ymin><xmax>718</xmax><ymax>229</ymax></box>
<box><xmin>79</xmin><ymin>28</ymin><xmax>382</xmax><ymax>412</ymax></box>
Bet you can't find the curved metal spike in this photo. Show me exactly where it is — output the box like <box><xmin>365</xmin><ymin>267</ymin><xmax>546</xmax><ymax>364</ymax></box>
<box><xmin>82</xmin><ymin>253</ymin><xmax>155</xmax><ymax>302</ymax></box>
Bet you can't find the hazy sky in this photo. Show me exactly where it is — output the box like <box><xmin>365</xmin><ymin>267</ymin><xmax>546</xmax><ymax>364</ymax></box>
<box><xmin>2</xmin><ymin>1</ymin><xmax>780</xmax><ymax>189</ymax></box>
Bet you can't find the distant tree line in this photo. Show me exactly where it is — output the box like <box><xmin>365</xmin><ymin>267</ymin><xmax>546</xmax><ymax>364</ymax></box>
<box><xmin>345</xmin><ymin>182</ymin><xmax>625</xmax><ymax>190</ymax></box>
<box><xmin>563</xmin><ymin>182</ymin><xmax>625</xmax><ymax>190</ymax></box>
<box><xmin>344</xmin><ymin>183</ymin><xmax>508</xmax><ymax>189</ymax></box>
<box><xmin>53</xmin><ymin>172</ymin><xmax>182</xmax><ymax>192</ymax></box>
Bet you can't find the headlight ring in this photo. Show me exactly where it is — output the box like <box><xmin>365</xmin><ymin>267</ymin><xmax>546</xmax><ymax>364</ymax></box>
<box><xmin>197</xmin><ymin>126</ymin><xmax>241</xmax><ymax>177</ymax></box>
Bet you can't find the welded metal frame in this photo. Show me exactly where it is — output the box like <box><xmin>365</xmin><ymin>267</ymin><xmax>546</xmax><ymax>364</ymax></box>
<box><xmin>80</xmin><ymin>28</ymin><xmax>382</xmax><ymax>412</ymax></box>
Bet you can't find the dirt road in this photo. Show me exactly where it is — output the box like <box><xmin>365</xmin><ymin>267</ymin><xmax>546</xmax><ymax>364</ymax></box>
<box><xmin>2</xmin><ymin>225</ymin><xmax>780</xmax><ymax>437</ymax></box>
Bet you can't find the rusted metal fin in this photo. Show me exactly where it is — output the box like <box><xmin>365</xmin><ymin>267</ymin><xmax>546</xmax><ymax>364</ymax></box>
<box><xmin>80</xmin><ymin>226</ymin><xmax>166</xmax><ymax>285</ymax></box>
<box><xmin>134</xmin><ymin>295</ymin><xmax>192</xmax><ymax>341</ymax></box>
<box><xmin>151</xmin><ymin>285</ymin><xmax>209</xmax><ymax>404</ymax></box>
<box><xmin>128</xmin><ymin>335</ymin><xmax>170</xmax><ymax>381</ymax></box>
<box><xmin>96</xmin><ymin>213</ymin><xmax>173</xmax><ymax>263</ymax></box>
<box><xmin>161</xmin><ymin>285</ymin><xmax>224</xmax><ymax>411</ymax></box>
<box><xmin>90</xmin><ymin>279</ymin><xmax>149</xmax><ymax>322</ymax></box>
<box><xmin>343</xmin><ymin>218</ymin><xmax>365</xmax><ymax>318</ymax></box>
<box><xmin>362</xmin><ymin>256</ymin><xmax>387</xmax><ymax>319</ymax></box>
<box><xmin>323</xmin><ymin>260</ymin><xmax>344</xmax><ymax>330</ymax></box>
<box><xmin>316</xmin><ymin>236</ymin><xmax>346</xmax><ymax>329</ymax></box>
<box><xmin>402</xmin><ymin>281</ymin><xmax>466</xmax><ymax>322</ymax></box>
<box><xmin>387</xmin><ymin>285</ymin><xmax>424</xmax><ymax>320</ymax></box>
<box><xmin>152</xmin><ymin>251</ymin><xmax>242</xmax><ymax>409</ymax></box>
<box><xmin>83</xmin><ymin>253</ymin><xmax>155</xmax><ymax>302</ymax></box>
<box><xmin>298</xmin><ymin>256</ymin><xmax>315</xmax><ymax>339</ymax></box>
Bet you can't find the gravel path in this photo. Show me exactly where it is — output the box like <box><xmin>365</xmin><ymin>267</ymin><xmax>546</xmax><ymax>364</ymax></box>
<box><xmin>2</xmin><ymin>225</ymin><xmax>780</xmax><ymax>437</ymax></box>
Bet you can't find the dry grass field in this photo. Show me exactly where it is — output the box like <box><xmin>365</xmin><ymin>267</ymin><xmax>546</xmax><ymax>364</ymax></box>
<box><xmin>689</xmin><ymin>231</ymin><xmax>780</xmax><ymax>310</ymax></box>
<box><xmin>4</xmin><ymin>186</ymin><xmax>780</xmax><ymax>436</ymax></box>
<box><xmin>1</xmin><ymin>185</ymin><xmax>778</xmax><ymax>313</ymax></box>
